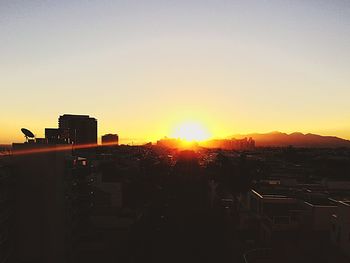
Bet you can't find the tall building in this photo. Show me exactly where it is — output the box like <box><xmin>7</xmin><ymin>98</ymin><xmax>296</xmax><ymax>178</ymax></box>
<box><xmin>11</xmin><ymin>142</ymin><xmax>94</xmax><ymax>263</ymax></box>
<box><xmin>58</xmin><ymin>114</ymin><xmax>97</xmax><ymax>145</ymax></box>
<box><xmin>101</xmin><ymin>134</ymin><xmax>119</xmax><ymax>146</ymax></box>
<box><xmin>0</xmin><ymin>158</ymin><xmax>15</xmax><ymax>263</ymax></box>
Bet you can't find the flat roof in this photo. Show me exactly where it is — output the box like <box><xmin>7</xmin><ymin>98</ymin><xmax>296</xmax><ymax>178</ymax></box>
<box><xmin>340</xmin><ymin>201</ymin><xmax>350</xmax><ymax>206</ymax></box>
<box><xmin>251</xmin><ymin>189</ymin><xmax>294</xmax><ymax>200</ymax></box>
<box><xmin>304</xmin><ymin>199</ymin><xmax>338</xmax><ymax>207</ymax></box>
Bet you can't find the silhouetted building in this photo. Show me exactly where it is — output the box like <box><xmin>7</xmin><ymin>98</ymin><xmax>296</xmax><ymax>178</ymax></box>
<box><xmin>0</xmin><ymin>160</ymin><xmax>15</xmax><ymax>263</ymax></box>
<box><xmin>204</xmin><ymin>137</ymin><xmax>255</xmax><ymax>150</ymax></box>
<box><xmin>11</xmin><ymin>142</ymin><xmax>94</xmax><ymax>263</ymax></box>
<box><xmin>58</xmin><ymin>114</ymin><xmax>97</xmax><ymax>145</ymax></box>
<box><xmin>45</xmin><ymin>128</ymin><xmax>70</xmax><ymax>144</ymax></box>
<box><xmin>101</xmin><ymin>134</ymin><xmax>119</xmax><ymax>146</ymax></box>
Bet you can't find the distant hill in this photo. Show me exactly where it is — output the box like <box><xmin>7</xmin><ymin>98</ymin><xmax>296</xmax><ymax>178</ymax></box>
<box><xmin>230</xmin><ymin>132</ymin><xmax>350</xmax><ymax>148</ymax></box>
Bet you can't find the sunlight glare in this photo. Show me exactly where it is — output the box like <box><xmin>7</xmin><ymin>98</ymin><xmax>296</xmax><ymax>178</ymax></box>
<box><xmin>171</xmin><ymin>121</ymin><xmax>210</xmax><ymax>142</ymax></box>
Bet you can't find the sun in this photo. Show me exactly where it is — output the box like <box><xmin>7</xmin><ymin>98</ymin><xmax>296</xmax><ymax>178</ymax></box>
<box><xmin>171</xmin><ymin>121</ymin><xmax>211</xmax><ymax>142</ymax></box>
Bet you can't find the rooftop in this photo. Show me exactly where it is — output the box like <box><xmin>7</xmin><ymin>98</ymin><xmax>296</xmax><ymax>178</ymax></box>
<box><xmin>304</xmin><ymin>198</ymin><xmax>338</xmax><ymax>207</ymax></box>
<box><xmin>340</xmin><ymin>201</ymin><xmax>350</xmax><ymax>206</ymax></box>
<box><xmin>252</xmin><ymin>189</ymin><xmax>295</xmax><ymax>200</ymax></box>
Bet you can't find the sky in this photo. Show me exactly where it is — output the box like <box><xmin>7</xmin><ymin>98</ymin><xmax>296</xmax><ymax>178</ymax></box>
<box><xmin>1</xmin><ymin>0</ymin><xmax>350</xmax><ymax>144</ymax></box>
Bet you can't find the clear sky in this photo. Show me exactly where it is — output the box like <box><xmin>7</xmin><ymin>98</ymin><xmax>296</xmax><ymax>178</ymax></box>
<box><xmin>1</xmin><ymin>0</ymin><xmax>350</xmax><ymax>144</ymax></box>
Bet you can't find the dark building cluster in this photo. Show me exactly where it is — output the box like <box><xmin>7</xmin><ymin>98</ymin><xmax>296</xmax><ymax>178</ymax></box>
<box><xmin>156</xmin><ymin>137</ymin><xmax>255</xmax><ymax>150</ymax></box>
<box><xmin>21</xmin><ymin>114</ymin><xmax>98</xmax><ymax>145</ymax></box>
<box><xmin>0</xmin><ymin>114</ymin><xmax>350</xmax><ymax>263</ymax></box>
<box><xmin>204</xmin><ymin>137</ymin><xmax>255</xmax><ymax>150</ymax></box>
<box><xmin>45</xmin><ymin>114</ymin><xmax>98</xmax><ymax>145</ymax></box>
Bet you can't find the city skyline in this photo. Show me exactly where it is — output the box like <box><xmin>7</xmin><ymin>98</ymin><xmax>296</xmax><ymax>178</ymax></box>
<box><xmin>2</xmin><ymin>2</ymin><xmax>350</xmax><ymax>263</ymax></box>
<box><xmin>1</xmin><ymin>1</ymin><xmax>350</xmax><ymax>143</ymax></box>
<box><xmin>4</xmin><ymin>112</ymin><xmax>350</xmax><ymax>148</ymax></box>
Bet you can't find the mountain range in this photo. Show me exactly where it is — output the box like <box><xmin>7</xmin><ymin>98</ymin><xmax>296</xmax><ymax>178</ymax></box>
<box><xmin>230</xmin><ymin>132</ymin><xmax>350</xmax><ymax>148</ymax></box>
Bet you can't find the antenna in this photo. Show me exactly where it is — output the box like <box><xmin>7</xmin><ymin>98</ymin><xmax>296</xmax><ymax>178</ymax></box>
<box><xmin>21</xmin><ymin>128</ymin><xmax>35</xmax><ymax>142</ymax></box>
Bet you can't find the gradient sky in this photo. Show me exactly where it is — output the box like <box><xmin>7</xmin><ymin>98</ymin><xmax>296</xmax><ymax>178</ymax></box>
<box><xmin>1</xmin><ymin>0</ymin><xmax>350</xmax><ymax>144</ymax></box>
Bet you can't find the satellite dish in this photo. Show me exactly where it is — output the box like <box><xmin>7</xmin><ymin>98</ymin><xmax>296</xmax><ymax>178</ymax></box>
<box><xmin>21</xmin><ymin>128</ymin><xmax>35</xmax><ymax>142</ymax></box>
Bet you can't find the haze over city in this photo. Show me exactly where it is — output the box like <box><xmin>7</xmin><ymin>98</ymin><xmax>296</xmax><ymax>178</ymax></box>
<box><xmin>1</xmin><ymin>0</ymin><xmax>350</xmax><ymax>144</ymax></box>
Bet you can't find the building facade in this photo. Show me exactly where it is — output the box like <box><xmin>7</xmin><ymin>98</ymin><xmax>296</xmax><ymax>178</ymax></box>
<box><xmin>331</xmin><ymin>201</ymin><xmax>350</xmax><ymax>258</ymax></box>
<box><xmin>58</xmin><ymin>114</ymin><xmax>97</xmax><ymax>145</ymax></box>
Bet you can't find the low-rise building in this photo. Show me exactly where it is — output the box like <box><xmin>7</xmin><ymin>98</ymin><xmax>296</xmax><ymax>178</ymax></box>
<box><xmin>301</xmin><ymin>198</ymin><xmax>338</xmax><ymax>231</ymax></box>
<box><xmin>101</xmin><ymin>134</ymin><xmax>119</xmax><ymax>146</ymax></box>
<box><xmin>331</xmin><ymin>201</ymin><xmax>350</xmax><ymax>258</ymax></box>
